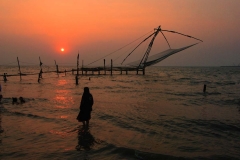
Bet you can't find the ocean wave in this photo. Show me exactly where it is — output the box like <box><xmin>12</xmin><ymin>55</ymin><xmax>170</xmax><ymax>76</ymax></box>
<box><xmin>9</xmin><ymin>111</ymin><xmax>55</xmax><ymax>122</ymax></box>
<box><xmin>92</xmin><ymin>143</ymin><xmax>190</xmax><ymax>160</ymax></box>
<box><xmin>0</xmin><ymin>97</ymin><xmax>47</xmax><ymax>104</ymax></box>
<box><xmin>215</xmin><ymin>81</ymin><xmax>236</xmax><ymax>86</ymax></box>
<box><xmin>172</xmin><ymin>118</ymin><xmax>240</xmax><ymax>140</ymax></box>
<box><xmin>98</xmin><ymin>113</ymin><xmax>148</xmax><ymax>133</ymax></box>
<box><xmin>91</xmin><ymin>143</ymin><xmax>239</xmax><ymax>160</ymax></box>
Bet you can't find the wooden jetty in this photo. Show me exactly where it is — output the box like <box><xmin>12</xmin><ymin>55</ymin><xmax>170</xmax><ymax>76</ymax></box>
<box><xmin>0</xmin><ymin>57</ymin><xmax>145</xmax><ymax>85</ymax></box>
<box><xmin>71</xmin><ymin>59</ymin><xmax>145</xmax><ymax>76</ymax></box>
<box><xmin>72</xmin><ymin>66</ymin><xmax>145</xmax><ymax>75</ymax></box>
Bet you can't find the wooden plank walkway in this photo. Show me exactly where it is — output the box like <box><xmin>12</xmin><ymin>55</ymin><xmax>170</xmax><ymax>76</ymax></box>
<box><xmin>71</xmin><ymin>66</ymin><xmax>145</xmax><ymax>75</ymax></box>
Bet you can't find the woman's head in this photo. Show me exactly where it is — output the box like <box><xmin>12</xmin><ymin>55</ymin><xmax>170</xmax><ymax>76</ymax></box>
<box><xmin>84</xmin><ymin>87</ymin><xmax>90</xmax><ymax>94</ymax></box>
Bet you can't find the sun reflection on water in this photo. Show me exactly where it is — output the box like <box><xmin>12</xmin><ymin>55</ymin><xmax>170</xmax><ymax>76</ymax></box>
<box><xmin>53</xmin><ymin>79</ymin><xmax>74</xmax><ymax>108</ymax></box>
<box><xmin>49</xmin><ymin>130</ymin><xmax>67</xmax><ymax>138</ymax></box>
<box><xmin>57</xmin><ymin>79</ymin><xmax>67</xmax><ymax>86</ymax></box>
<box><xmin>60</xmin><ymin>115</ymin><xmax>68</xmax><ymax>119</ymax></box>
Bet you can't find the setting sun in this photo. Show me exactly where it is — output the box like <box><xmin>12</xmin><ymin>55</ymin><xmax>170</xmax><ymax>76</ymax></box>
<box><xmin>61</xmin><ymin>48</ymin><xmax>64</xmax><ymax>52</ymax></box>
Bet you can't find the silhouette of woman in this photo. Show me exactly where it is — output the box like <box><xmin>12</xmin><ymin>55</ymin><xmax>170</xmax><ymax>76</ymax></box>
<box><xmin>77</xmin><ymin>87</ymin><xmax>94</xmax><ymax>127</ymax></box>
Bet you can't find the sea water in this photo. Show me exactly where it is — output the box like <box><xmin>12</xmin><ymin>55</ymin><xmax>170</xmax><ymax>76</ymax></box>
<box><xmin>0</xmin><ymin>66</ymin><xmax>240</xmax><ymax>160</ymax></box>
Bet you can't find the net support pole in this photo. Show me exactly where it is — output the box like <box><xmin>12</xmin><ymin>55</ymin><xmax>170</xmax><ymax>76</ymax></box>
<box><xmin>17</xmin><ymin>57</ymin><xmax>22</xmax><ymax>81</ymax></box>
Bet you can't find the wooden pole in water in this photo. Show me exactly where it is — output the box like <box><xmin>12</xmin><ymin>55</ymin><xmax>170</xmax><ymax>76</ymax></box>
<box><xmin>75</xmin><ymin>75</ymin><xmax>78</xmax><ymax>85</ymax></box>
<box><xmin>143</xmin><ymin>66</ymin><xmax>145</xmax><ymax>75</ymax></box>
<box><xmin>77</xmin><ymin>53</ymin><xmax>79</xmax><ymax>76</ymax></box>
<box><xmin>39</xmin><ymin>57</ymin><xmax>43</xmax><ymax>78</ymax></box>
<box><xmin>203</xmin><ymin>84</ymin><xmax>206</xmax><ymax>93</ymax></box>
<box><xmin>54</xmin><ymin>60</ymin><xmax>59</xmax><ymax>77</ymax></box>
<box><xmin>17</xmin><ymin>57</ymin><xmax>22</xmax><ymax>80</ymax></box>
<box><xmin>56</xmin><ymin>65</ymin><xmax>59</xmax><ymax>76</ymax></box>
<box><xmin>76</xmin><ymin>53</ymin><xmax>79</xmax><ymax>85</ymax></box>
<box><xmin>82</xmin><ymin>60</ymin><xmax>84</xmax><ymax>75</ymax></box>
<box><xmin>39</xmin><ymin>57</ymin><xmax>42</xmax><ymax>69</ymax></box>
<box><xmin>104</xmin><ymin>59</ymin><xmax>106</xmax><ymax>75</ymax></box>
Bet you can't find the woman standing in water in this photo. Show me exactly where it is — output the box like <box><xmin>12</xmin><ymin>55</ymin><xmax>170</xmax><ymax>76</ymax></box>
<box><xmin>77</xmin><ymin>87</ymin><xmax>94</xmax><ymax>127</ymax></box>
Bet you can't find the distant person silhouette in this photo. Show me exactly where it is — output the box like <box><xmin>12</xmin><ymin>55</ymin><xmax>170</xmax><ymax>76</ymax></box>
<box><xmin>19</xmin><ymin>97</ymin><xmax>25</xmax><ymax>103</ymax></box>
<box><xmin>3</xmin><ymin>73</ymin><xmax>7</xmax><ymax>82</ymax></box>
<box><xmin>77</xmin><ymin>87</ymin><xmax>94</xmax><ymax>127</ymax></box>
<box><xmin>12</xmin><ymin>97</ymin><xmax>18</xmax><ymax>104</ymax></box>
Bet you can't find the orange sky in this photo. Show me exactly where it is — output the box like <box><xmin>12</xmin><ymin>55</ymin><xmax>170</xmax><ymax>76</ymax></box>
<box><xmin>0</xmin><ymin>0</ymin><xmax>240</xmax><ymax>66</ymax></box>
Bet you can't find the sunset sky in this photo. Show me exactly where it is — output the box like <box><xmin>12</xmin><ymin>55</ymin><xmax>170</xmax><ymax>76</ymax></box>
<box><xmin>0</xmin><ymin>0</ymin><xmax>239</xmax><ymax>66</ymax></box>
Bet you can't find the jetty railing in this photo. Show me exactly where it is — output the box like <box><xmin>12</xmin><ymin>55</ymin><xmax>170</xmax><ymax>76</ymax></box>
<box><xmin>1</xmin><ymin>57</ymin><xmax>146</xmax><ymax>85</ymax></box>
